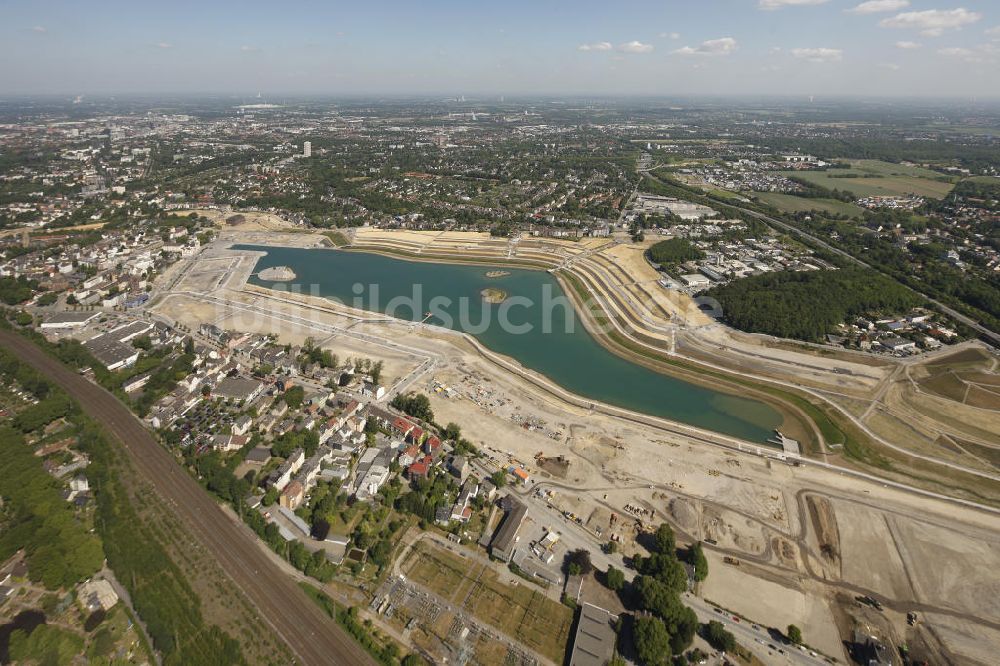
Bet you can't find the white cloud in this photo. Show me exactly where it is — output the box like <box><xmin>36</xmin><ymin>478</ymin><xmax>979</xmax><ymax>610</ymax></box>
<box><xmin>31</xmin><ymin>25</ymin><xmax>46</xmax><ymax>33</ymax></box>
<box><xmin>617</xmin><ymin>41</ymin><xmax>654</xmax><ymax>54</ymax></box>
<box><xmin>938</xmin><ymin>47</ymin><xmax>973</xmax><ymax>57</ymax></box>
<box><xmin>577</xmin><ymin>41</ymin><xmax>613</xmax><ymax>52</ymax></box>
<box><xmin>879</xmin><ymin>62</ymin><xmax>902</xmax><ymax>70</ymax></box>
<box><xmin>986</xmin><ymin>25</ymin><xmax>1000</xmax><ymax>37</ymax></box>
<box><xmin>240</xmin><ymin>45</ymin><xmax>260</xmax><ymax>52</ymax></box>
<box><xmin>759</xmin><ymin>0</ymin><xmax>829</xmax><ymax>10</ymax></box>
<box><xmin>847</xmin><ymin>0</ymin><xmax>909</xmax><ymax>14</ymax></box>
<box><xmin>156</xmin><ymin>42</ymin><xmax>173</xmax><ymax>49</ymax></box>
<box><xmin>880</xmin><ymin>8</ymin><xmax>982</xmax><ymax>37</ymax></box>
<box><xmin>659</xmin><ymin>32</ymin><xmax>681</xmax><ymax>40</ymax></box>
<box><xmin>894</xmin><ymin>40</ymin><xmax>921</xmax><ymax>49</ymax></box>
<box><xmin>791</xmin><ymin>47</ymin><xmax>844</xmax><ymax>62</ymax></box>
<box><xmin>673</xmin><ymin>37</ymin><xmax>738</xmax><ymax>56</ymax></box>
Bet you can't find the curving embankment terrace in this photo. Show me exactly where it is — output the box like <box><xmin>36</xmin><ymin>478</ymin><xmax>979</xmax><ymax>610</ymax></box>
<box><xmin>346</xmin><ymin>237</ymin><xmax>823</xmax><ymax>447</ymax></box>
<box><xmin>340</xmin><ymin>235</ymin><xmax>1000</xmax><ymax>499</ymax></box>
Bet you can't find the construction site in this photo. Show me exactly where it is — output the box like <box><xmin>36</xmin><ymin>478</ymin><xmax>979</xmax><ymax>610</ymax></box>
<box><xmin>146</xmin><ymin>222</ymin><xmax>1000</xmax><ymax>664</ymax></box>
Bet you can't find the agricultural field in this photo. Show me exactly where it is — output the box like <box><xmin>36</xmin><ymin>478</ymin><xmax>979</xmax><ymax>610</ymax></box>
<box><xmin>402</xmin><ymin>541</ymin><xmax>573</xmax><ymax>663</ymax></box>
<box><xmin>750</xmin><ymin>191</ymin><xmax>864</xmax><ymax>217</ymax></box>
<box><xmin>782</xmin><ymin>159</ymin><xmax>957</xmax><ymax>199</ymax></box>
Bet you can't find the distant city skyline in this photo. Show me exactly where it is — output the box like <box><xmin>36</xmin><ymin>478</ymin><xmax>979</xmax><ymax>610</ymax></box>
<box><xmin>2</xmin><ymin>0</ymin><xmax>999</xmax><ymax>97</ymax></box>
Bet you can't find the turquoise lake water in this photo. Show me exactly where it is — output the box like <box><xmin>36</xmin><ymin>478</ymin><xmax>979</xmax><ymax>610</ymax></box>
<box><xmin>237</xmin><ymin>244</ymin><xmax>782</xmax><ymax>442</ymax></box>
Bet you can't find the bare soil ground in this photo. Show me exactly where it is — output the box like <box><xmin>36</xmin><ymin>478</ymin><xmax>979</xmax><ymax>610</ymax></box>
<box><xmin>835</xmin><ymin>503</ymin><xmax>912</xmax><ymax>601</ymax></box>
<box><xmin>170</xmin><ymin>208</ymin><xmax>296</xmax><ymax>232</ymax></box>
<box><xmin>147</xmin><ymin>234</ymin><xmax>1000</xmax><ymax>665</ymax></box>
<box><xmin>888</xmin><ymin>516</ymin><xmax>1000</xmax><ymax>620</ymax></box>
<box><xmin>700</xmin><ymin>551</ymin><xmax>844</xmax><ymax>657</ymax></box>
<box><xmin>922</xmin><ymin>613</ymin><xmax>1000</xmax><ymax>665</ymax></box>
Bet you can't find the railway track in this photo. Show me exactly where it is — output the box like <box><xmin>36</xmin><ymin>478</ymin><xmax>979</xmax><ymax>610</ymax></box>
<box><xmin>0</xmin><ymin>330</ymin><xmax>375</xmax><ymax>666</ymax></box>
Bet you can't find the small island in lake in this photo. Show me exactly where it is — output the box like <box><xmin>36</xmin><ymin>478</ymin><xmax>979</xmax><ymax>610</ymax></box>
<box><xmin>481</xmin><ymin>287</ymin><xmax>508</xmax><ymax>304</ymax></box>
<box><xmin>485</xmin><ymin>270</ymin><xmax>511</xmax><ymax>278</ymax></box>
<box><xmin>258</xmin><ymin>265</ymin><xmax>297</xmax><ymax>281</ymax></box>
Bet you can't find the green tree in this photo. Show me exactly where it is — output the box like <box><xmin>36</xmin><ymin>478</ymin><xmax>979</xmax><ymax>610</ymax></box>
<box><xmin>490</xmin><ymin>470</ymin><xmax>507</xmax><ymax>488</ymax></box>
<box><xmin>704</xmin><ymin>620</ymin><xmax>737</xmax><ymax>653</ymax></box>
<box><xmin>606</xmin><ymin>565</ymin><xmax>625</xmax><ymax>591</ymax></box>
<box><xmin>8</xmin><ymin>625</ymin><xmax>85</xmax><ymax>664</ymax></box>
<box><xmin>646</xmin><ymin>238</ymin><xmax>704</xmax><ymax>268</ymax></box>
<box><xmin>706</xmin><ymin>268</ymin><xmax>922</xmax><ymax>342</ymax></box>
<box><xmin>390</xmin><ymin>392</ymin><xmax>434</xmax><ymax>422</ymax></box>
<box><xmin>443</xmin><ymin>422</ymin><xmax>462</xmax><ymax>441</ymax></box>
<box><xmin>634</xmin><ymin>615</ymin><xmax>672</xmax><ymax>665</ymax></box>
<box><xmin>654</xmin><ymin>523</ymin><xmax>676</xmax><ymax>555</ymax></box>
<box><xmin>283</xmin><ymin>385</ymin><xmax>305</xmax><ymax>408</ymax></box>
<box><xmin>687</xmin><ymin>542</ymin><xmax>708</xmax><ymax>582</ymax></box>
<box><xmin>635</xmin><ymin>553</ymin><xmax>688</xmax><ymax>593</ymax></box>
<box><xmin>787</xmin><ymin>624</ymin><xmax>803</xmax><ymax>645</ymax></box>
<box><xmin>564</xmin><ymin>549</ymin><xmax>593</xmax><ymax>576</ymax></box>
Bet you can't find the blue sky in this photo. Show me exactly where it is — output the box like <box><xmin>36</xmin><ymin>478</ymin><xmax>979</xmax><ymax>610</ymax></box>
<box><xmin>2</xmin><ymin>0</ymin><xmax>998</xmax><ymax>97</ymax></box>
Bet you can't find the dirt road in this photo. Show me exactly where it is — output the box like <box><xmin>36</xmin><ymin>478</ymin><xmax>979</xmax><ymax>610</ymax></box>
<box><xmin>0</xmin><ymin>330</ymin><xmax>374</xmax><ymax>666</ymax></box>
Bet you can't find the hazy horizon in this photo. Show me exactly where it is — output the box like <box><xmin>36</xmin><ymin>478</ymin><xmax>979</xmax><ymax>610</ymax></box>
<box><xmin>2</xmin><ymin>0</ymin><xmax>998</xmax><ymax>98</ymax></box>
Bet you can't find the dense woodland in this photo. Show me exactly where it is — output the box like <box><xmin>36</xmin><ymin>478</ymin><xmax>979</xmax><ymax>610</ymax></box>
<box><xmin>645</xmin><ymin>238</ymin><xmax>704</xmax><ymax>268</ymax></box>
<box><xmin>706</xmin><ymin>268</ymin><xmax>922</xmax><ymax>341</ymax></box>
<box><xmin>0</xmin><ymin>276</ymin><xmax>39</xmax><ymax>306</ymax></box>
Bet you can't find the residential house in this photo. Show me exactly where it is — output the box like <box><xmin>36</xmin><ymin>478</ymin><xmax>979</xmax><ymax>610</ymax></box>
<box><xmin>232</xmin><ymin>414</ymin><xmax>253</xmax><ymax>436</ymax></box>
<box><xmin>279</xmin><ymin>480</ymin><xmax>306</xmax><ymax>510</ymax></box>
<box><xmin>449</xmin><ymin>455</ymin><xmax>469</xmax><ymax>481</ymax></box>
<box><xmin>267</xmin><ymin>448</ymin><xmax>305</xmax><ymax>491</ymax></box>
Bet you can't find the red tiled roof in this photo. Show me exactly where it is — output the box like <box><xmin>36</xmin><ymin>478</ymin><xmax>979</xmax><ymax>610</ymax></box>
<box><xmin>407</xmin><ymin>461</ymin><xmax>429</xmax><ymax>477</ymax></box>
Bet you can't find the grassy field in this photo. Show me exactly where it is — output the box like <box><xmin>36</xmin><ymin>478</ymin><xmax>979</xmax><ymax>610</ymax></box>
<box><xmin>751</xmin><ymin>191</ymin><xmax>864</xmax><ymax>217</ymax></box>
<box><xmin>782</xmin><ymin>159</ymin><xmax>957</xmax><ymax>199</ymax></box>
<box><xmin>403</xmin><ymin>541</ymin><xmax>573</xmax><ymax>663</ymax></box>
<box><xmin>322</xmin><ymin>230</ymin><xmax>349</xmax><ymax>246</ymax></box>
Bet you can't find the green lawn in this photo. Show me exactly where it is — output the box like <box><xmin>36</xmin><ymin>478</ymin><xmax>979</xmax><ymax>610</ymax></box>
<box><xmin>782</xmin><ymin>159</ymin><xmax>957</xmax><ymax>199</ymax></box>
<box><xmin>750</xmin><ymin>192</ymin><xmax>864</xmax><ymax>218</ymax></box>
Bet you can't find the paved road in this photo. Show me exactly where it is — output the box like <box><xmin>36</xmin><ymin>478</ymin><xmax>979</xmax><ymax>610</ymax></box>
<box><xmin>684</xmin><ymin>594</ymin><xmax>828</xmax><ymax>666</ymax></box>
<box><xmin>0</xmin><ymin>330</ymin><xmax>374</xmax><ymax>666</ymax></box>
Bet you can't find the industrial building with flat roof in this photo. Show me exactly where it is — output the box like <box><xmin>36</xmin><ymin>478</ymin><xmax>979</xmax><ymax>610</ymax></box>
<box><xmin>489</xmin><ymin>495</ymin><xmax>527</xmax><ymax>563</ymax></box>
<box><xmin>569</xmin><ymin>603</ymin><xmax>618</xmax><ymax>666</ymax></box>
<box><xmin>40</xmin><ymin>311</ymin><xmax>101</xmax><ymax>329</ymax></box>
